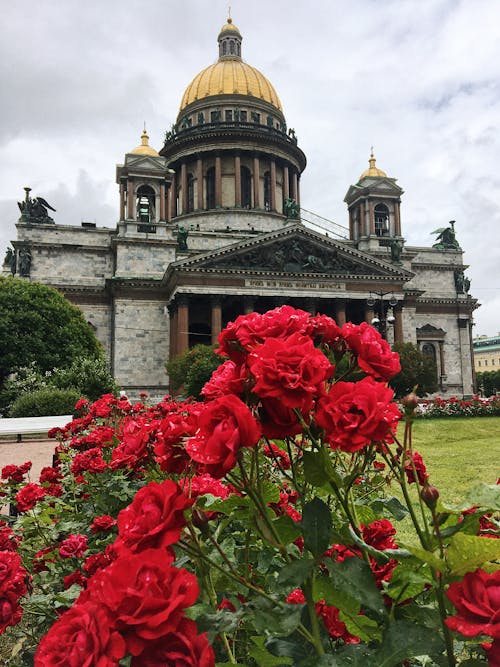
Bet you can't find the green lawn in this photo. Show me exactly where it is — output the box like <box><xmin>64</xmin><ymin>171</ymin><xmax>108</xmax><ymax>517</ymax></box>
<box><xmin>390</xmin><ymin>417</ymin><xmax>500</xmax><ymax>543</ymax></box>
<box><xmin>402</xmin><ymin>417</ymin><xmax>500</xmax><ymax>506</ymax></box>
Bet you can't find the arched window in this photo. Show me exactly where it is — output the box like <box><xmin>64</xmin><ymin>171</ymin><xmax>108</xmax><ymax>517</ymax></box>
<box><xmin>264</xmin><ymin>171</ymin><xmax>271</xmax><ymax>211</ymax></box>
<box><xmin>241</xmin><ymin>166</ymin><xmax>252</xmax><ymax>209</ymax></box>
<box><xmin>230</xmin><ymin>40</ymin><xmax>235</xmax><ymax>54</ymax></box>
<box><xmin>421</xmin><ymin>343</ymin><xmax>438</xmax><ymax>381</ymax></box>
<box><xmin>206</xmin><ymin>167</ymin><xmax>216</xmax><ymax>209</ymax></box>
<box><xmin>136</xmin><ymin>185</ymin><xmax>155</xmax><ymax>223</ymax></box>
<box><xmin>374</xmin><ymin>204</ymin><xmax>389</xmax><ymax>236</ymax></box>
<box><xmin>187</xmin><ymin>174</ymin><xmax>195</xmax><ymax>213</ymax></box>
<box><xmin>222</xmin><ymin>42</ymin><xmax>227</xmax><ymax>55</ymax></box>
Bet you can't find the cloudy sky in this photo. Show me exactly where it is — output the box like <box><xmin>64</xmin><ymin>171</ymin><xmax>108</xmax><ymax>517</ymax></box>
<box><xmin>1</xmin><ymin>0</ymin><xmax>499</xmax><ymax>336</ymax></box>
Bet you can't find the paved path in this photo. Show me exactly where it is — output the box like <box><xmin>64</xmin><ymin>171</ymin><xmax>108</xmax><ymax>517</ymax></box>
<box><xmin>0</xmin><ymin>438</ymin><xmax>57</xmax><ymax>483</ymax></box>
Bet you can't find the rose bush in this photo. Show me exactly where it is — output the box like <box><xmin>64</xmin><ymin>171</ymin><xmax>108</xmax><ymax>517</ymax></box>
<box><xmin>0</xmin><ymin>305</ymin><xmax>498</xmax><ymax>666</ymax></box>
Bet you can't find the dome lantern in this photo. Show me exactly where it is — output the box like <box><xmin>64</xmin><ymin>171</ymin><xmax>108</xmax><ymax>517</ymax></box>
<box><xmin>130</xmin><ymin>127</ymin><xmax>159</xmax><ymax>156</ymax></box>
<box><xmin>218</xmin><ymin>16</ymin><xmax>242</xmax><ymax>60</ymax></box>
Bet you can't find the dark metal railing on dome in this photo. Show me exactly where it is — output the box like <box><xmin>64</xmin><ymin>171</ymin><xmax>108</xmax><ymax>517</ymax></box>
<box><xmin>164</xmin><ymin>121</ymin><xmax>299</xmax><ymax>148</ymax></box>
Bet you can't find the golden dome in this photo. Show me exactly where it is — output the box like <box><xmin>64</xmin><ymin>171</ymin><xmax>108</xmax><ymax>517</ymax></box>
<box><xmin>219</xmin><ymin>17</ymin><xmax>241</xmax><ymax>35</ymax></box>
<box><xmin>359</xmin><ymin>149</ymin><xmax>387</xmax><ymax>180</ymax></box>
<box><xmin>130</xmin><ymin>128</ymin><xmax>159</xmax><ymax>156</ymax></box>
<box><xmin>180</xmin><ymin>60</ymin><xmax>282</xmax><ymax>112</ymax></box>
<box><xmin>179</xmin><ymin>18</ymin><xmax>282</xmax><ymax>113</ymax></box>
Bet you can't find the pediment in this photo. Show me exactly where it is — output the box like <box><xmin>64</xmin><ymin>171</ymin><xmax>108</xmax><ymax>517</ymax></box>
<box><xmin>168</xmin><ymin>224</ymin><xmax>413</xmax><ymax>281</ymax></box>
<box><xmin>125</xmin><ymin>155</ymin><xmax>167</xmax><ymax>171</ymax></box>
<box><xmin>417</xmin><ymin>323</ymin><xmax>447</xmax><ymax>338</ymax></box>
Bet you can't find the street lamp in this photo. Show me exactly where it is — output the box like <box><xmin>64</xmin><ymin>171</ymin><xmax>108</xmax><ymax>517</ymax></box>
<box><xmin>366</xmin><ymin>291</ymin><xmax>397</xmax><ymax>339</ymax></box>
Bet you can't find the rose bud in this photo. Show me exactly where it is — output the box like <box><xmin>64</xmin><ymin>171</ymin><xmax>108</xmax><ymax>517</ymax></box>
<box><xmin>421</xmin><ymin>484</ymin><xmax>440</xmax><ymax>509</ymax></box>
<box><xmin>401</xmin><ymin>392</ymin><xmax>419</xmax><ymax>415</ymax></box>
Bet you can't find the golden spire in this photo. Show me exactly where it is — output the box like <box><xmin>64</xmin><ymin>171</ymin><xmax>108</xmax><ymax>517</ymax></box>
<box><xmin>130</xmin><ymin>126</ymin><xmax>159</xmax><ymax>156</ymax></box>
<box><xmin>359</xmin><ymin>147</ymin><xmax>387</xmax><ymax>180</ymax></box>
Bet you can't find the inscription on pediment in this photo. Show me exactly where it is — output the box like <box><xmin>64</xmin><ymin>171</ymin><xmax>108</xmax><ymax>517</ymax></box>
<box><xmin>209</xmin><ymin>238</ymin><xmax>382</xmax><ymax>276</ymax></box>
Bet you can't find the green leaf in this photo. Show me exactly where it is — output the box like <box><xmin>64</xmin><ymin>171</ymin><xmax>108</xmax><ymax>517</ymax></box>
<box><xmin>301</xmin><ymin>497</ymin><xmax>332</xmax><ymax>558</ymax></box>
<box><xmin>466</xmin><ymin>483</ymin><xmax>500</xmax><ymax>511</ymax></box>
<box><xmin>327</xmin><ymin>557</ymin><xmax>386</xmax><ymax>617</ymax></box>
<box><xmin>386</xmin><ymin>564</ymin><xmax>431</xmax><ymax>602</ymax></box>
<box><xmin>201</xmin><ymin>494</ymin><xmax>250</xmax><ymax>515</ymax></box>
<box><xmin>261</xmin><ymin>480</ymin><xmax>281</xmax><ymax>504</ymax></box>
<box><xmin>339</xmin><ymin>610</ymin><xmax>382</xmax><ymax>643</ymax></box>
<box><xmin>373</xmin><ymin>620</ymin><xmax>445</xmax><ymax>666</ymax></box>
<box><xmin>273</xmin><ymin>514</ymin><xmax>302</xmax><ymax>545</ymax></box>
<box><xmin>312</xmin><ymin>575</ymin><xmax>359</xmax><ymax>615</ymax></box>
<box><xmin>278</xmin><ymin>557</ymin><xmax>315</xmax><ymax>587</ymax></box>
<box><xmin>403</xmin><ymin>544</ymin><xmax>445</xmax><ymax>571</ymax></box>
<box><xmin>249</xmin><ymin>637</ymin><xmax>293</xmax><ymax>666</ymax></box>
<box><xmin>250</xmin><ymin>601</ymin><xmax>304</xmax><ymax>636</ymax></box>
<box><xmin>303</xmin><ymin>450</ymin><xmax>335</xmax><ymax>487</ymax></box>
<box><xmin>447</xmin><ymin>532</ymin><xmax>500</xmax><ymax>575</ymax></box>
<box><xmin>370</xmin><ymin>497</ymin><xmax>409</xmax><ymax>521</ymax></box>
<box><xmin>353</xmin><ymin>503</ymin><xmax>377</xmax><ymax>526</ymax></box>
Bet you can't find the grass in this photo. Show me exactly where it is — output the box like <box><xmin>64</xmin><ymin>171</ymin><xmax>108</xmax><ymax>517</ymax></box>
<box><xmin>390</xmin><ymin>416</ymin><xmax>500</xmax><ymax>543</ymax></box>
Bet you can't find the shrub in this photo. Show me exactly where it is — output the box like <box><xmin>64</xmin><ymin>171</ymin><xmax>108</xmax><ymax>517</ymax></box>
<box><xmin>50</xmin><ymin>356</ymin><xmax>119</xmax><ymax>402</ymax></box>
<box><xmin>416</xmin><ymin>394</ymin><xmax>500</xmax><ymax>418</ymax></box>
<box><xmin>390</xmin><ymin>342</ymin><xmax>438</xmax><ymax>398</ymax></box>
<box><xmin>9</xmin><ymin>388</ymin><xmax>81</xmax><ymax>417</ymax></box>
<box><xmin>166</xmin><ymin>344</ymin><xmax>223</xmax><ymax>396</ymax></box>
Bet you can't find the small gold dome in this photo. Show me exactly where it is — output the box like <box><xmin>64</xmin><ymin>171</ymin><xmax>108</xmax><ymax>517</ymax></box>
<box><xmin>359</xmin><ymin>150</ymin><xmax>387</xmax><ymax>180</ymax></box>
<box><xmin>219</xmin><ymin>17</ymin><xmax>241</xmax><ymax>35</ymax></box>
<box><xmin>130</xmin><ymin>129</ymin><xmax>159</xmax><ymax>156</ymax></box>
<box><xmin>180</xmin><ymin>60</ymin><xmax>282</xmax><ymax>112</ymax></box>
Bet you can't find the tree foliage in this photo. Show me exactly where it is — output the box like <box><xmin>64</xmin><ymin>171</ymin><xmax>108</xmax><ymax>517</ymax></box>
<box><xmin>390</xmin><ymin>342</ymin><xmax>438</xmax><ymax>398</ymax></box>
<box><xmin>476</xmin><ymin>370</ymin><xmax>500</xmax><ymax>397</ymax></box>
<box><xmin>166</xmin><ymin>344</ymin><xmax>223</xmax><ymax>398</ymax></box>
<box><xmin>0</xmin><ymin>277</ymin><xmax>103</xmax><ymax>388</ymax></box>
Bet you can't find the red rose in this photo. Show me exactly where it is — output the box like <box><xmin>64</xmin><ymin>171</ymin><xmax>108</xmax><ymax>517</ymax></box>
<box><xmin>0</xmin><ymin>551</ymin><xmax>28</xmax><ymax>598</ymax></box>
<box><xmin>71</xmin><ymin>448</ymin><xmax>108</xmax><ymax>475</ymax></box>
<box><xmin>63</xmin><ymin>570</ymin><xmax>87</xmax><ymax>590</ymax></box>
<box><xmin>117</xmin><ymin>480</ymin><xmax>193</xmax><ymax>553</ymax></box>
<box><xmin>186</xmin><ymin>395</ymin><xmax>261</xmax><ymax>478</ymax></box>
<box><xmin>0</xmin><ymin>523</ymin><xmax>19</xmax><ymax>552</ymax></box>
<box><xmin>446</xmin><ymin>569</ymin><xmax>500</xmax><ymax>639</ymax></box>
<box><xmin>130</xmin><ymin>617</ymin><xmax>215</xmax><ymax>666</ymax></box>
<box><xmin>1</xmin><ymin>461</ymin><xmax>32</xmax><ymax>483</ymax></box>
<box><xmin>485</xmin><ymin>639</ymin><xmax>500</xmax><ymax>666</ymax></box>
<box><xmin>315</xmin><ymin>377</ymin><xmax>401</xmax><ymax>452</ymax></box>
<box><xmin>217</xmin><ymin>306</ymin><xmax>312</xmax><ymax>361</ymax></box>
<box><xmin>309</xmin><ymin>313</ymin><xmax>342</xmax><ymax>347</ymax></box>
<box><xmin>248</xmin><ymin>333</ymin><xmax>333</xmax><ymax>411</ymax></box>
<box><xmin>153</xmin><ymin>408</ymin><xmax>200</xmax><ymax>474</ymax></box>
<box><xmin>405</xmin><ymin>450</ymin><xmax>429</xmax><ymax>485</ymax></box>
<box><xmin>201</xmin><ymin>359</ymin><xmax>245</xmax><ymax>400</ymax></box>
<box><xmin>342</xmin><ymin>321</ymin><xmax>401</xmax><ymax>380</ymax></box>
<box><xmin>59</xmin><ymin>534</ymin><xmax>88</xmax><ymax>559</ymax></box>
<box><xmin>110</xmin><ymin>417</ymin><xmax>153</xmax><ymax>469</ymax></box>
<box><xmin>39</xmin><ymin>466</ymin><xmax>62</xmax><ymax>484</ymax></box>
<box><xmin>91</xmin><ymin>515</ymin><xmax>117</xmax><ymax>533</ymax></box>
<box><xmin>15</xmin><ymin>483</ymin><xmax>46</xmax><ymax>512</ymax></box>
<box><xmin>259</xmin><ymin>397</ymin><xmax>304</xmax><ymax>439</ymax></box>
<box><xmin>82</xmin><ymin>549</ymin><xmax>199</xmax><ymax>656</ymax></box>
<box><xmin>0</xmin><ymin>591</ymin><xmax>24</xmax><ymax>634</ymax></box>
<box><xmin>34</xmin><ymin>601</ymin><xmax>126</xmax><ymax>667</ymax></box>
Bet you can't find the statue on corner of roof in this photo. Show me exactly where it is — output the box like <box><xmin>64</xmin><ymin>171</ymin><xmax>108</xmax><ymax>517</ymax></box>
<box><xmin>176</xmin><ymin>226</ymin><xmax>188</xmax><ymax>252</ymax></box>
<box><xmin>18</xmin><ymin>247</ymin><xmax>32</xmax><ymax>277</ymax></box>
<box><xmin>432</xmin><ymin>220</ymin><xmax>461</xmax><ymax>250</ymax></box>
<box><xmin>4</xmin><ymin>247</ymin><xmax>16</xmax><ymax>275</ymax></box>
<box><xmin>283</xmin><ymin>198</ymin><xmax>300</xmax><ymax>220</ymax></box>
<box><xmin>17</xmin><ymin>187</ymin><xmax>56</xmax><ymax>224</ymax></box>
<box><xmin>390</xmin><ymin>238</ymin><xmax>404</xmax><ymax>263</ymax></box>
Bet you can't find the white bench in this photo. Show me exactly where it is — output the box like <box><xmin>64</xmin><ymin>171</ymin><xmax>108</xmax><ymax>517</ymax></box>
<box><xmin>0</xmin><ymin>416</ymin><xmax>73</xmax><ymax>442</ymax></box>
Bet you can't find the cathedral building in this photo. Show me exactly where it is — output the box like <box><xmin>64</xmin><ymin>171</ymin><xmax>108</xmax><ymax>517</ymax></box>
<box><xmin>5</xmin><ymin>18</ymin><xmax>477</xmax><ymax>398</ymax></box>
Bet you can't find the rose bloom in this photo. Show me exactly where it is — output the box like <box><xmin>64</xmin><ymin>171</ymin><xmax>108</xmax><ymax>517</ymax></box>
<box><xmin>63</xmin><ymin>570</ymin><xmax>87</xmax><ymax>590</ymax></box>
<box><xmin>0</xmin><ymin>522</ymin><xmax>20</xmax><ymax>552</ymax></box>
<box><xmin>315</xmin><ymin>377</ymin><xmax>401</xmax><ymax>452</ymax></box>
<box><xmin>71</xmin><ymin>448</ymin><xmax>108</xmax><ymax>475</ymax></box>
<box><xmin>1</xmin><ymin>461</ymin><xmax>32</xmax><ymax>483</ymax></box>
<box><xmin>0</xmin><ymin>591</ymin><xmax>25</xmax><ymax>634</ymax></box>
<box><xmin>15</xmin><ymin>483</ymin><xmax>47</xmax><ymax>512</ymax></box>
<box><xmin>59</xmin><ymin>534</ymin><xmax>88</xmax><ymax>559</ymax></box>
<box><xmin>186</xmin><ymin>394</ymin><xmax>261</xmax><ymax>478</ymax></box>
<box><xmin>117</xmin><ymin>479</ymin><xmax>193</xmax><ymax>553</ymax></box>
<box><xmin>110</xmin><ymin>416</ymin><xmax>153</xmax><ymax>469</ymax></box>
<box><xmin>248</xmin><ymin>332</ymin><xmax>333</xmax><ymax>411</ymax></box>
<box><xmin>405</xmin><ymin>450</ymin><xmax>429</xmax><ymax>485</ymax></box>
<box><xmin>130</xmin><ymin>617</ymin><xmax>215</xmax><ymax>667</ymax></box>
<box><xmin>217</xmin><ymin>305</ymin><xmax>312</xmax><ymax>361</ymax></box>
<box><xmin>342</xmin><ymin>321</ymin><xmax>401</xmax><ymax>381</ymax></box>
<box><xmin>485</xmin><ymin>639</ymin><xmax>500</xmax><ymax>666</ymax></box>
<box><xmin>153</xmin><ymin>408</ymin><xmax>200</xmax><ymax>474</ymax></box>
<box><xmin>201</xmin><ymin>359</ymin><xmax>245</xmax><ymax>400</ymax></box>
<box><xmin>91</xmin><ymin>515</ymin><xmax>117</xmax><ymax>534</ymax></box>
<box><xmin>81</xmin><ymin>549</ymin><xmax>199</xmax><ymax>657</ymax></box>
<box><xmin>259</xmin><ymin>396</ymin><xmax>305</xmax><ymax>439</ymax></box>
<box><xmin>34</xmin><ymin>601</ymin><xmax>126</xmax><ymax>667</ymax></box>
<box><xmin>0</xmin><ymin>551</ymin><xmax>29</xmax><ymax>598</ymax></box>
<box><xmin>446</xmin><ymin>568</ymin><xmax>500</xmax><ymax>639</ymax></box>
<box><xmin>308</xmin><ymin>313</ymin><xmax>342</xmax><ymax>347</ymax></box>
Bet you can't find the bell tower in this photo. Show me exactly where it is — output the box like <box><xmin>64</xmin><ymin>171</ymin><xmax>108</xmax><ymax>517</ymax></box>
<box><xmin>344</xmin><ymin>150</ymin><xmax>404</xmax><ymax>252</ymax></box>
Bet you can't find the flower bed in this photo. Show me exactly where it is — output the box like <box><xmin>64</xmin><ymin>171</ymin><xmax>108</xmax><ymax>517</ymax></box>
<box><xmin>416</xmin><ymin>395</ymin><xmax>500</xmax><ymax>418</ymax></box>
<box><xmin>0</xmin><ymin>306</ymin><xmax>499</xmax><ymax>666</ymax></box>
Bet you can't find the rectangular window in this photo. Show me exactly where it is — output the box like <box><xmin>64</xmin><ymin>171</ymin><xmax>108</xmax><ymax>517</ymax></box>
<box><xmin>492</xmin><ymin>359</ymin><xmax>496</xmax><ymax>366</ymax></box>
<box><xmin>478</xmin><ymin>361</ymin><xmax>481</xmax><ymax>367</ymax></box>
<box><xmin>240</xmin><ymin>110</ymin><xmax>247</xmax><ymax>121</ymax></box>
<box><xmin>225</xmin><ymin>110</ymin><xmax>233</xmax><ymax>122</ymax></box>
<box><xmin>485</xmin><ymin>360</ymin><xmax>488</xmax><ymax>366</ymax></box>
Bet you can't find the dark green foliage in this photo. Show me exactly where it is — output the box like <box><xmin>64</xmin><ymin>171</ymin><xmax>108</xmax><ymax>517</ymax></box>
<box><xmin>0</xmin><ymin>277</ymin><xmax>102</xmax><ymax>388</ymax></box>
<box><xmin>166</xmin><ymin>344</ymin><xmax>224</xmax><ymax>398</ymax></box>
<box><xmin>9</xmin><ymin>387</ymin><xmax>81</xmax><ymax>417</ymax></box>
<box><xmin>50</xmin><ymin>356</ymin><xmax>119</xmax><ymax>402</ymax></box>
<box><xmin>476</xmin><ymin>370</ymin><xmax>500</xmax><ymax>397</ymax></box>
<box><xmin>390</xmin><ymin>342</ymin><xmax>438</xmax><ymax>398</ymax></box>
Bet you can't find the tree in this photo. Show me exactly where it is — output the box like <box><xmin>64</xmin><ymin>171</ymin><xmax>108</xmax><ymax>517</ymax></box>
<box><xmin>390</xmin><ymin>342</ymin><xmax>438</xmax><ymax>398</ymax></box>
<box><xmin>476</xmin><ymin>370</ymin><xmax>500</xmax><ymax>397</ymax></box>
<box><xmin>166</xmin><ymin>344</ymin><xmax>223</xmax><ymax>398</ymax></box>
<box><xmin>0</xmin><ymin>277</ymin><xmax>103</xmax><ymax>389</ymax></box>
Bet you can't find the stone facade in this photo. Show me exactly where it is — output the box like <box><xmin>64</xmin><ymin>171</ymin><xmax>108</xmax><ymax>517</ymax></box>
<box><xmin>3</xmin><ymin>19</ymin><xmax>478</xmax><ymax>399</ymax></box>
